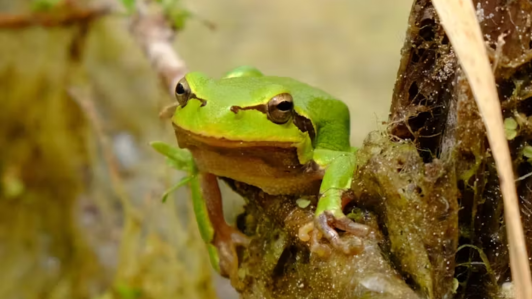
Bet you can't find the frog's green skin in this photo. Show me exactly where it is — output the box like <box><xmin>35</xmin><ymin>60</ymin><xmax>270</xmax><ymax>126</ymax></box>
<box><xmin>171</xmin><ymin>66</ymin><xmax>368</xmax><ymax>278</ymax></box>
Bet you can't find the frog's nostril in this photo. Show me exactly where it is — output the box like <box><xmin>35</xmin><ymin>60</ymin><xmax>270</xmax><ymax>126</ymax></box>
<box><xmin>230</xmin><ymin>106</ymin><xmax>242</xmax><ymax>114</ymax></box>
<box><xmin>190</xmin><ymin>94</ymin><xmax>207</xmax><ymax>107</ymax></box>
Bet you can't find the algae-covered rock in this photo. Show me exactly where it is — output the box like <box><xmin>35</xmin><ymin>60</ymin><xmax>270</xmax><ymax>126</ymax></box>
<box><xmin>226</xmin><ymin>180</ymin><xmax>421</xmax><ymax>299</ymax></box>
<box><xmin>352</xmin><ymin>132</ymin><xmax>458</xmax><ymax>298</ymax></box>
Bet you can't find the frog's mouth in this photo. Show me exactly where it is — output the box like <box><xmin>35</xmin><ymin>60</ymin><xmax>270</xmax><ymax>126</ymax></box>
<box><xmin>173</xmin><ymin>125</ymin><xmax>297</xmax><ymax>150</ymax></box>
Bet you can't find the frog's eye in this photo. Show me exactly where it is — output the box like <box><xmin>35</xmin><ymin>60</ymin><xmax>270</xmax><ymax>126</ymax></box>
<box><xmin>267</xmin><ymin>93</ymin><xmax>294</xmax><ymax>124</ymax></box>
<box><xmin>175</xmin><ymin>78</ymin><xmax>192</xmax><ymax>107</ymax></box>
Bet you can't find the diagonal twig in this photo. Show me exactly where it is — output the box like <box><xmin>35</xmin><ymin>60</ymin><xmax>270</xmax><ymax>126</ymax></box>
<box><xmin>129</xmin><ymin>0</ymin><xmax>187</xmax><ymax>95</ymax></box>
<box><xmin>0</xmin><ymin>6</ymin><xmax>108</xmax><ymax>28</ymax></box>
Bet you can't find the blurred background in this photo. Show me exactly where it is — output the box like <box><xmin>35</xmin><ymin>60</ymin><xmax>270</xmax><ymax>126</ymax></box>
<box><xmin>0</xmin><ymin>0</ymin><xmax>411</xmax><ymax>298</ymax></box>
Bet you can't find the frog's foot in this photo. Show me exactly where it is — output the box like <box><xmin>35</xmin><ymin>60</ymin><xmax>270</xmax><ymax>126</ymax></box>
<box><xmin>317</xmin><ymin>211</ymin><xmax>369</xmax><ymax>254</ymax></box>
<box><xmin>299</xmin><ymin>211</ymin><xmax>369</xmax><ymax>255</ymax></box>
<box><xmin>298</xmin><ymin>221</ymin><xmax>332</xmax><ymax>257</ymax></box>
<box><xmin>213</xmin><ymin>225</ymin><xmax>250</xmax><ymax>278</ymax></box>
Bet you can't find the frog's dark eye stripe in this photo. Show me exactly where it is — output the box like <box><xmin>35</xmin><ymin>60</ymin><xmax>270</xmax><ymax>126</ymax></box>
<box><xmin>293</xmin><ymin>113</ymin><xmax>316</xmax><ymax>142</ymax></box>
<box><xmin>229</xmin><ymin>93</ymin><xmax>294</xmax><ymax>124</ymax></box>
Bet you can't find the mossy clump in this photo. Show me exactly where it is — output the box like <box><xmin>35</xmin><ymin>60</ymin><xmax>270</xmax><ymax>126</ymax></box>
<box><xmin>388</xmin><ymin>0</ymin><xmax>532</xmax><ymax>297</ymax></box>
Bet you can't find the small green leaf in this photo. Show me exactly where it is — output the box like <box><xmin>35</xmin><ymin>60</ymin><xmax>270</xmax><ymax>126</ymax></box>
<box><xmin>504</xmin><ymin>117</ymin><xmax>518</xmax><ymax>130</ymax></box>
<box><xmin>151</xmin><ymin>141</ymin><xmax>183</xmax><ymax>159</ymax></box>
<box><xmin>505</xmin><ymin>129</ymin><xmax>517</xmax><ymax>140</ymax></box>
<box><xmin>165</xmin><ymin>156</ymin><xmax>190</xmax><ymax>171</ymax></box>
<box><xmin>296</xmin><ymin>198</ymin><xmax>311</xmax><ymax>208</ymax></box>
<box><xmin>121</xmin><ymin>0</ymin><xmax>136</xmax><ymax>13</ymax></box>
<box><xmin>504</xmin><ymin>117</ymin><xmax>518</xmax><ymax>140</ymax></box>
<box><xmin>155</xmin><ymin>0</ymin><xmax>192</xmax><ymax>30</ymax></box>
<box><xmin>523</xmin><ymin>145</ymin><xmax>532</xmax><ymax>159</ymax></box>
<box><xmin>170</xmin><ymin>9</ymin><xmax>191</xmax><ymax>30</ymax></box>
<box><xmin>161</xmin><ymin>176</ymin><xmax>191</xmax><ymax>202</ymax></box>
<box><xmin>31</xmin><ymin>0</ymin><xmax>61</xmax><ymax>11</ymax></box>
<box><xmin>452</xmin><ymin>278</ymin><xmax>459</xmax><ymax>294</ymax></box>
<box><xmin>115</xmin><ymin>283</ymin><xmax>141</xmax><ymax>299</ymax></box>
<box><xmin>150</xmin><ymin>141</ymin><xmax>193</xmax><ymax>171</ymax></box>
<box><xmin>346</xmin><ymin>207</ymin><xmax>364</xmax><ymax>222</ymax></box>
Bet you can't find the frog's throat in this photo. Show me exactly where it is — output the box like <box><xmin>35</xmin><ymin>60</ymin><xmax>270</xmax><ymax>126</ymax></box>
<box><xmin>173</xmin><ymin>125</ymin><xmax>323</xmax><ymax>195</ymax></box>
<box><xmin>230</xmin><ymin>104</ymin><xmax>316</xmax><ymax>142</ymax></box>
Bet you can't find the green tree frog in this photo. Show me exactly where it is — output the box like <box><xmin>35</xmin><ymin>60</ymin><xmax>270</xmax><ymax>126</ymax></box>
<box><xmin>170</xmin><ymin>66</ymin><xmax>369</xmax><ymax>278</ymax></box>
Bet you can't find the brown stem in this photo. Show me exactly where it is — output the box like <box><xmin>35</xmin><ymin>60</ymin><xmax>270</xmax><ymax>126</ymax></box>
<box><xmin>129</xmin><ymin>2</ymin><xmax>187</xmax><ymax>95</ymax></box>
<box><xmin>0</xmin><ymin>6</ymin><xmax>108</xmax><ymax>28</ymax></box>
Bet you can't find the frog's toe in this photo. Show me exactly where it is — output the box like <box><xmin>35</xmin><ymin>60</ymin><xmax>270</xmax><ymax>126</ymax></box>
<box><xmin>213</xmin><ymin>227</ymin><xmax>250</xmax><ymax>278</ymax></box>
<box><xmin>315</xmin><ymin>211</ymin><xmax>368</xmax><ymax>255</ymax></box>
<box><xmin>333</xmin><ymin>216</ymin><xmax>370</xmax><ymax>236</ymax></box>
<box><xmin>298</xmin><ymin>221</ymin><xmax>332</xmax><ymax>257</ymax></box>
<box><xmin>309</xmin><ymin>226</ymin><xmax>333</xmax><ymax>257</ymax></box>
<box><xmin>230</xmin><ymin>229</ymin><xmax>250</xmax><ymax>247</ymax></box>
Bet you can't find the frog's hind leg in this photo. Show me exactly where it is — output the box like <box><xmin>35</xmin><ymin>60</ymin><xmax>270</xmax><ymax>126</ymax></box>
<box><xmin>200</xmin><ymin>173</ymin><xmax>250</xmax><ymax>278</ymax></box>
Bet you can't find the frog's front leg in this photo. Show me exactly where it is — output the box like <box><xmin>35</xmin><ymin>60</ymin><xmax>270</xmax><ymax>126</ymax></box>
<box><xmin>199</xmin><ymin>173</ymin><xmax>250</xmax><ymax>277</ymax></box>
<box><xmin>307</xmin><ymin>151</ymin><xmax>370</xmax><ymax>255</ymax></box>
